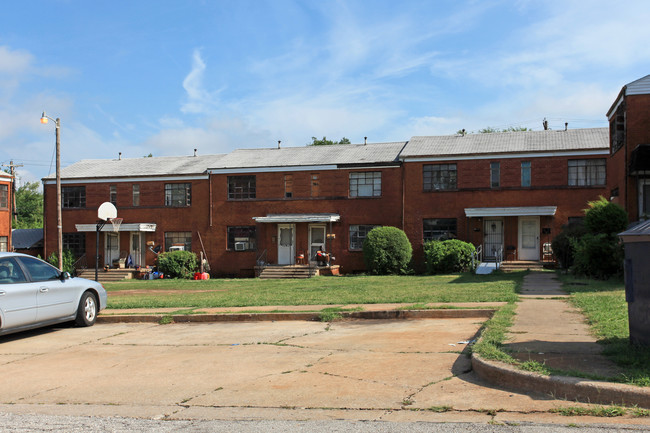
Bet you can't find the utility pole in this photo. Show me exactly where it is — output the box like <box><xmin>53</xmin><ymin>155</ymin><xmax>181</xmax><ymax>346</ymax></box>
<box><xmin>1</xmin><ymin>160</ymin><xmax>23</xmax><ymax>224</ymax></box>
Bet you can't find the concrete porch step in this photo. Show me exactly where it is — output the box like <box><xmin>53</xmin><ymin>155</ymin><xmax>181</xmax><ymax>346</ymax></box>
<box><xmin>77</xmin><ymin>268</ymin><xmax>137</xmax><ymax>282</ymax></box>
<box><xmin>257</xmin><ymin>265</ymin><xmax>318</xmax><ymax>279</ymax></box>
<box><xmin>500</xmin><ymin>261</ymin><xmax>545</xmax><ymax>272</ymax></box>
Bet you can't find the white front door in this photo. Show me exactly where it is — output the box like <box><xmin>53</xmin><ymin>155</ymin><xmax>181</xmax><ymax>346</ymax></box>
<box><xmin>105</xmin><ymin>232</ymin><xmax>120</xmax><ymax>267</ymax></box>
<box><xmin>309</xmin><ymin>225</ymin><xmax>326</xmax><ymax>262</ymax></box>
<box><xmin>130</xmin><ymin>232</ymin><xmax>144</xmax><ymax>267</ymax></box>
<box><xmin>277</xmin><ymin>224</ymin><xmax>295</xmax><ymax>265</ymax></box>
<box><xmin>518</xmin><ymin>216</ymin><xmax>540</xmax><ymax>261</ymax></box>
<box><xmin>483</xmin><ymin>219</ymin><xmax>503</xmax><ymax>259</ymax></box>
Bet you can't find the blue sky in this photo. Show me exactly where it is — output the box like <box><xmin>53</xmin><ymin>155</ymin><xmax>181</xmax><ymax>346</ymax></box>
<box><xmin>1</xmin><ymin>0</ymin><xmax>649</xmax><ymax>184</ymax></box>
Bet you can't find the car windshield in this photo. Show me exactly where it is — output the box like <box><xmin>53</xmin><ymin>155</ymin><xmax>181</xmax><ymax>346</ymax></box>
<box><xmin>0</xmin><ymin>257</ymin><xmax>28</xmax><ymax>284</ymax></box>
<box><xmin>18</xmin><ymin>256</ymin><xmax>61</xmax><ymax>282</ymax></box>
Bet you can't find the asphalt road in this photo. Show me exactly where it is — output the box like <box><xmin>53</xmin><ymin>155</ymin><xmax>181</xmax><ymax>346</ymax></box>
<box><xmin>0</xmin><ymin>320</ymin><xmax>648</xmax><ymax>430</ymax></box>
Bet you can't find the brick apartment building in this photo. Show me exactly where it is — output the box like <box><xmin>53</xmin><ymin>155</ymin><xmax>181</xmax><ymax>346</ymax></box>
<box><xmin>40</xmin><ymin>75</ymin><xmax>648</xmax><ymax>277</ymax></box>
<box><xmin>606</xmin><ymin>74</ymin><xmax>650</xmax><ymax>220</ymax></box>
<box><xmin>0</xmin><ymin>172</ymin><xmax>12</xmax><ymax>252</ymax></box>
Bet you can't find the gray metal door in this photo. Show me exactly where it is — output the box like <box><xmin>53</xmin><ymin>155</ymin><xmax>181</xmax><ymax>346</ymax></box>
<box><xmin>484</xmin><ymin>219</ymin><xmax>503</xmax><ymax>259</ymax></box>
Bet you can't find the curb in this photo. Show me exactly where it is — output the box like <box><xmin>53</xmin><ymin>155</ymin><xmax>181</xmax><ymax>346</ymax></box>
<box><xmin>471</xmin><ymin>353</ymin><xmax>650</xmax><ymax>408</ymax></box>
<box><xmin>97</xmin><ymin>308</ymin><xmax>495</xmax><ymax>324</ymax></box>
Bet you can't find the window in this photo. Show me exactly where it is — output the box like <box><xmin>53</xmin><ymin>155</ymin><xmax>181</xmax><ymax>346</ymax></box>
<box><xmin>521</xmin><ymin>161</ymin><xmax>531</xmax><ymax>187</ymax></box>
<box><xmin>349</xmin><ymin>172</ymin><xmax>381</xmax><ymax>197</ymax></box>
<box><xmin>164</xmin><ymin>232</ymin><xmax>192</xmax><ymax>252</ymax></box>
<box><xmin>423</xmin><ymin>164</ymin><xmax>457</xmax><ymax>191</ymax></box>
<box><xmin>568</xmin><ymin>159</ymin><xmax>606</xmax><ymax>186</ymax></box>
<box><xmin>62</xmin><ymin>186</ymin><xmax>86</xmax><ymax>208</ymax></box>
<box><xmin>63</xmin><ymin>233</ymin><xmax>86</xmax><ymax>259</ymax></box>
<box><xmin>0</xmin><ymin>236</ymin><xmax>7</xmax><ymax>252</ymax></box>
<box><xmin>423</xmin><ymin>218</ymin><xmax>457</xmax><ymax>242</ymax></box>
<box><xmin>19</xmin><ymin>256</ymin><xmax>60</xmax><ymax>282</ymax></box>
<box><xmin>349</xmin><ymin>224</ymin><xmax>379</xmax><ymax>250</ymax></box>
<box><xmin>109</xmin><ymin>185</ymin><xmax>117</xmax><ymax>205</ymax></box>
<box><xmin>132</xmin><ymin>184</ymin><xmax>140</xmax><ymax>206</ymax></box>
<box><xmin>228</xmin><ymin>175</ymin><xmax>256</xmax><ymax>199</ymax></box>
<box><xmin>227</xmin><ymin>226</ymin><xmax>256</xmax><ymax>251</ymax></box>
<box><xmin>311</xmin><ymin>174</ymin><xmax>319</xmax><ymax>197</ymax></box>
<box><xmin>165</xmin><ymin>183</ymin><xmax>191</xmax><ymax>207</ymax></box>
<box><xmin>610</xmin><ymin>104</ymin><xmax>625</xmax><ymax>153</ymax></box>
<box><xmin>0</xmin><ymin>184</ymin><xmax>7</xmax><ymax>209</ymax></box>
<box><xmin>0</xmin><ymin>257</ymin><xmax>27</xmax><ymax>283</ymax></box>
<box><xmin>284</xmin><ymin>175</ymin><xmax>293</xmax><ymax>198</ymax></box>
<box><xmin>490</xmin><ymin>162</ymin><xmax>500</xmax><ymax>188</ymax></box>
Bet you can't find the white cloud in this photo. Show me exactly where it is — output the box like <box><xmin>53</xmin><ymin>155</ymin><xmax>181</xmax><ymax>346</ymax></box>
<box><xmin>181</xmin><ymin>49</ymin><xmax>222</xmax><ymax>115</ymax></box>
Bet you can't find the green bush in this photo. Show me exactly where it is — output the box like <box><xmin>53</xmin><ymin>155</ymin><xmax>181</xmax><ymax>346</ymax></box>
<box><xmin>362</xmin><ymin>226</ymin><xmax>413</xmax><ymax>275</ymax></box>
<box><xmin>47</xmin><ymin>250</ymin><xmax>76</xmax><ymax>274</ymax></box>
<box><xmin>583</xmin><ymin>196</ymin><xmax>628</xmax><ymax>236</ymax></box>
<box><xmin>571</xmin><ymin>233</ymin><xmax>624</xmax><ymax>279</ymax></box>
<box><xmin>424</xmin><ymin>239</ymin><xmax>476</xmax><ymax>274</ymax></box>
<box><xmin>551</xmin><ymin>222</ymin><xmax>588</xmax><ymax>269</ymax></box>
<box><xmin>157</xmin><ymin>250</ymin><xmax>198</xmax><ymax>279</ymax></box>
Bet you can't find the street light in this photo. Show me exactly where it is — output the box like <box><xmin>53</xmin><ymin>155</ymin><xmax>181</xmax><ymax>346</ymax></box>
<box><xmin>40</xmin><ymin>111</ymin><xmax>63</xmax><ymax>271</ymax></box>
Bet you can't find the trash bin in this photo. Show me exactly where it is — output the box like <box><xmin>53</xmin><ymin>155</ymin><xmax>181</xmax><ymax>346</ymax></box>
<box><xmin>619</xmin><ymin>220</ymin><xmax>650</xmax><ymax>346</ymax></box>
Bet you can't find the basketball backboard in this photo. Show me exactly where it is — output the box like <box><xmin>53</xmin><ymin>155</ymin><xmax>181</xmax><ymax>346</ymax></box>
<box><xmin>98</xmin><ymin>202</ymin><xmax>117</xmax><ymax>221</ymax></box>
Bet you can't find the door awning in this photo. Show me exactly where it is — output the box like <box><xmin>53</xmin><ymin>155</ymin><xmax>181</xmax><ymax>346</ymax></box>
<box><xmin>253</xmin><ymin>213</ymin><xmax>341</xmax><ymax>223</ymax></box>
<box><xmin>629</xmin><ymin>144</ymin><xmax>650</xmax><ymax>175</ymax></box>
<box><xmin>75</xmin><ymin>223</ymin><xmax>157</xmax><ymax>232</ymax></box>
<box><xmin>464</xmin><ymin>206</ymin><xmax>557</xmax><ymax>218</ymax></box>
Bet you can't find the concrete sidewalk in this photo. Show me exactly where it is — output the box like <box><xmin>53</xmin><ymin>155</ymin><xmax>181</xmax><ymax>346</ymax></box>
<box><xmin>473</xmin><ymin>271</ymin><xmax>650</xmax><ymax>407</ymax></box>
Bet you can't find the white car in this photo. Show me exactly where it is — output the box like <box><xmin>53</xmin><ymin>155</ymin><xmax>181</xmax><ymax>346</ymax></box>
<box><xmin>0</xmin><ymin>252</ymin><xmax>107</xmax><ymax>336</ymax></box>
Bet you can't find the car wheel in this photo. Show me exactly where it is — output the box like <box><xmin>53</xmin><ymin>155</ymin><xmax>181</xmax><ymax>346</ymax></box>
<box><xmin>75</xmin><ymin>292</ymin><xmax>98</xmax><ymax>327</ymax></box>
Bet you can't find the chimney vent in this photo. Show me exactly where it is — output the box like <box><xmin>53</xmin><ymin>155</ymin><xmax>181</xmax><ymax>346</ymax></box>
<box><xmin>278</xmin><ymin>140</ymin><xmax>281</xmax><ymax>149</ymax></box>
<box><xmin>543</xmin><ymin>118</ymin><xmax>548</xmax><ymax>130</ymax></box>
<box><xmin>118</xmin><ymin>152</ymin><xmax>122</xmax><ymax>160</ymax></box>
<box><xmin>565</xmin><ymin>122</ymin><xmax>568</xmax><ymax>131</ymax></box>
<box><xmin>194</xmin><ymin>148</ymin><xmax>197</xmax><ymax>157</ymax></box>
<box><xmin>462</xmin><ymin>129</ymin><xmax>466</xmax><ymax>136</ymax></box>
<box><xmin>364</xmin><ymin>136</ymin><xmax>367</xmax><ymax>145</ymax></box>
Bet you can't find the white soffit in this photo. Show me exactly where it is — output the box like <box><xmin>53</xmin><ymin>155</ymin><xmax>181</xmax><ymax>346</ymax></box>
<box><xmin>75</xmin><ymin>223</ymin><xmax>157</xmax><ymax>232</ymax></box>
<box><xmin>253</xmin><ymin>214</ymin><xmax>341</xmax><ymax>223</ymax></box>
<box><xmin>464</xmin><ymin>206</ymin><xmax>557</xmax><ymax>217</ymax></box>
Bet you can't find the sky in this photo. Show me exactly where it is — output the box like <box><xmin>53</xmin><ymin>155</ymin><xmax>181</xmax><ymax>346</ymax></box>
<box><xmin>1</xmin><ymin>0</ymin><xmax>649</xmax><ymax>185</ymax></box>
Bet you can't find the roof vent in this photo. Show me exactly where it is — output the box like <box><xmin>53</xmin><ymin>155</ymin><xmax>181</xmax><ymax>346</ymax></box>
<box><xmin>278</xmin><ymin>140</ymin><xmax>281</xmax><ymax>149</ymax></box>
<box><xmin>364</xmin><ymin>136</ymin><xmax>367</xmax><ymax>145</ymax></box>
<box><xmin>565</xmin><ymin>122</ymin><xmax>568</xmax><ymax>131</ymax></box>
<box><xmin>461</xmin><ymin>129</ymin><xmax>466</xmax><ymax>136</ymax></box>
<box><xmin>543</xmin><ymin>118</ymin><xmax>548</xmax><ymax>130</ymax></box>
<box><xmin>118</xmin><ymin>152</ymin><xmax>122</xmax><ymax>160</ymax></box>
<box><xmin>194</xmin><ymin>148</ymin><xmax>197</xmax><ymax>157</ymax></box>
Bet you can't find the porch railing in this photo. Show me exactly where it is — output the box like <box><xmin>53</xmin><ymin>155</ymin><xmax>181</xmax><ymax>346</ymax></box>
<box><xmin>255</xmin><ymin>249</ymin><xmax>268</xmax><ymax>278</ymax></box>
<box><xmin>472</xmin><ymin>245</ymin><xmax>482</xmax><ymax>270</ymax></box>
<box><xmin>72</xmin><ymin>254</ymin><xmax>88</xmax><ymax>277</ymax></box>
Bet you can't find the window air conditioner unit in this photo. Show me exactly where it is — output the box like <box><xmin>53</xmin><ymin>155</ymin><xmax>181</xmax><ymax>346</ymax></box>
<box><xmin>234</xmin><ymin>242</ymin><xmax>248</xmax><ymax>251</ymax></box>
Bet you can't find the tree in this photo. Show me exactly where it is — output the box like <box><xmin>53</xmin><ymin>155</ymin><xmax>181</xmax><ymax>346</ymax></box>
<box><xmin>479</xmin><ymin>126</ymin><xmax>529</xmax><ymax>133</ymax></box>
<box><xmin>308</xmin><ymin>136</ymin><xmax>351</xmax><ymax>146</ymax></box>
<box><xmin>362</xmin><ymin>226</ymin><xmax>412</xmax><ymax>275</ymax></box>
<box><xmin>13</xmin><ymin>181</ymin><xmax>43</xmax><ymax>229</ymax></box>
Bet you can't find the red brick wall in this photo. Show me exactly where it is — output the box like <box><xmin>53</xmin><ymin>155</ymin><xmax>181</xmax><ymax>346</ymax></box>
<box><xmin>0</xmin><ymin>179</ymin><xmax>11</xmax><ymax>250</ymax></box>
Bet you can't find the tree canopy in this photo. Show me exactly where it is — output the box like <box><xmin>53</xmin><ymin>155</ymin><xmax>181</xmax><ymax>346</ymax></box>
<box><xmin>308</xmin><ymin>136</ymin><xmax>351</xmax><ymax>146</ymax></box>
<box><xmin>13</xmin><ymin>181</ymin><xmax>43</xmax><ymax>229</ymax></box>
<box><xmin>457</xmin><ymin>126</ymin><xmax>530</xmax><ymax>135</ymax></box>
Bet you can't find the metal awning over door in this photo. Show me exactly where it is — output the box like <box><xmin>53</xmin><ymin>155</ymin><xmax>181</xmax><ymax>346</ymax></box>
<box><xmin>252</xmin><ymin>214</ymin><xmax>340</xmax><ymax>223</ymax></box>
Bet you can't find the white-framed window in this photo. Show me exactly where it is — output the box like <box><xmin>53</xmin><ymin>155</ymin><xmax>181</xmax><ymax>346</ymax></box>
<box><xmin>132</xmin><ymin>184</ymin><xmax>140</xmax><ymax>206</ymax></box>
<box><xmin>568</xmin><ymin>159</ymin><xmax>606</xmax><ymax>186</ymax></box>
<box><xmin>0</xmin><ymin>236</ymin><xmax>7</xmax><ymax>252</ymax></box>
<box><xmin>349</xmin><ymin>224</ymin><xmax>379</xmax><ymax>250</ymax></box>
<box><xmin>521</xmin><ymin>161</ymin><xmax>531</xmax><ymax>187</ymax></box>
<box><xmin>0</xmin><ymin>184</ymin><xmax>7</xmax><ymax>209</ymax></box>
<box><xmin>164</xmin><ymin>232</ymin><xmax>192</xmax><ymax>251</ymax></box>
<box><xmin>349</xmin><ymin>172</ymin><xmax>381</xmax><ymax>197</ymax></box>
<box><xmin>423</xmin><ymin>164</ymin><xmax>457</xmax><ymax>191</ymax></box>
<box><xmin>109</xmin><ymin>185</ymin><xmax>117</xmax><ymax>205</ymax></box>
<box><xmin>165</xmin><ymin>183</ymin><xmax>191</xmax><ymax>207</ymax></box>
<box><xmin>490</xmin><ymin>162</ymin><xmax>500</xmax><ymax>188</ymax></box>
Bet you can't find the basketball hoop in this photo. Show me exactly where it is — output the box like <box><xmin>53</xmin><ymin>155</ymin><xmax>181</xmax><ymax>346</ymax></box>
<box><xmin>108</xmin><ymin>217</ymin><xmax>123</xmax><ymax>232</ymax></box>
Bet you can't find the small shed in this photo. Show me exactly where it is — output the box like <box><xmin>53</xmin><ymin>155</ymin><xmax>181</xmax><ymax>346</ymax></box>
<box><xmin>619</xmin><ymin>220</ymin><xmax>650</xmax><ymax>346</ymax></box>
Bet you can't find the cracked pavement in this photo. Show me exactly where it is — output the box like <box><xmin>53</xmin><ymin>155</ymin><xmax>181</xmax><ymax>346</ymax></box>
<box><xmin>0</xmin><ymin>320</ymin><xmax>648</xmax><ymax>428</ymax></box>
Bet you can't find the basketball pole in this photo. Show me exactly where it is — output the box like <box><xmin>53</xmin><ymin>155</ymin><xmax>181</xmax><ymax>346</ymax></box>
<box><xmin>95</xmin><ymin>219</ymin><xmax>107</xmax><ymax>282</ymax></box>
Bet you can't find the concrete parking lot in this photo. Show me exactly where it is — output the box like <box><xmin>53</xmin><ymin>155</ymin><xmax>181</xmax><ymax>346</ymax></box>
<box><xmin>0</xmin><ymin>320</ymin><xmax>648</xmax><ymax>428</ymax></box>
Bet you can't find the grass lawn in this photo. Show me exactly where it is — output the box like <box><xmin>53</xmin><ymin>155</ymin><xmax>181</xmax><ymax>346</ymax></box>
<box><xmin>557</xmin><ymin>273</ymin><xmax>650</xmax><ymax>387</ymax></box>
<box><xmin>103</xmin><ymin>272</ymin><xmax>523</xmax><ymax>309</ymax></box>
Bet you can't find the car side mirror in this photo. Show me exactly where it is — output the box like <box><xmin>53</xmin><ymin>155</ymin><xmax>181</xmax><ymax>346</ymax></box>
<box><xmin>60</xmin><ymin>271</ymin><xmax>71</xmax><ymax>280</ymax></box>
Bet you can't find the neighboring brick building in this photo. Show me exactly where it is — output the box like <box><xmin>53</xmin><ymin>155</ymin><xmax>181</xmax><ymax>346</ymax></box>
<box><xmin>606</xmin><ymin>74</ymin><xmax>650</xmax><ymax>221</ymax></box>
<box><xmin>42</xmin><ymin>128</ymin><xmax>611</xmax><ymax>276</ymax></box>
<box><xmin>0</xmin><ymin>172</ymin><xmax>12</xmax><ymax>252</ymax></box>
